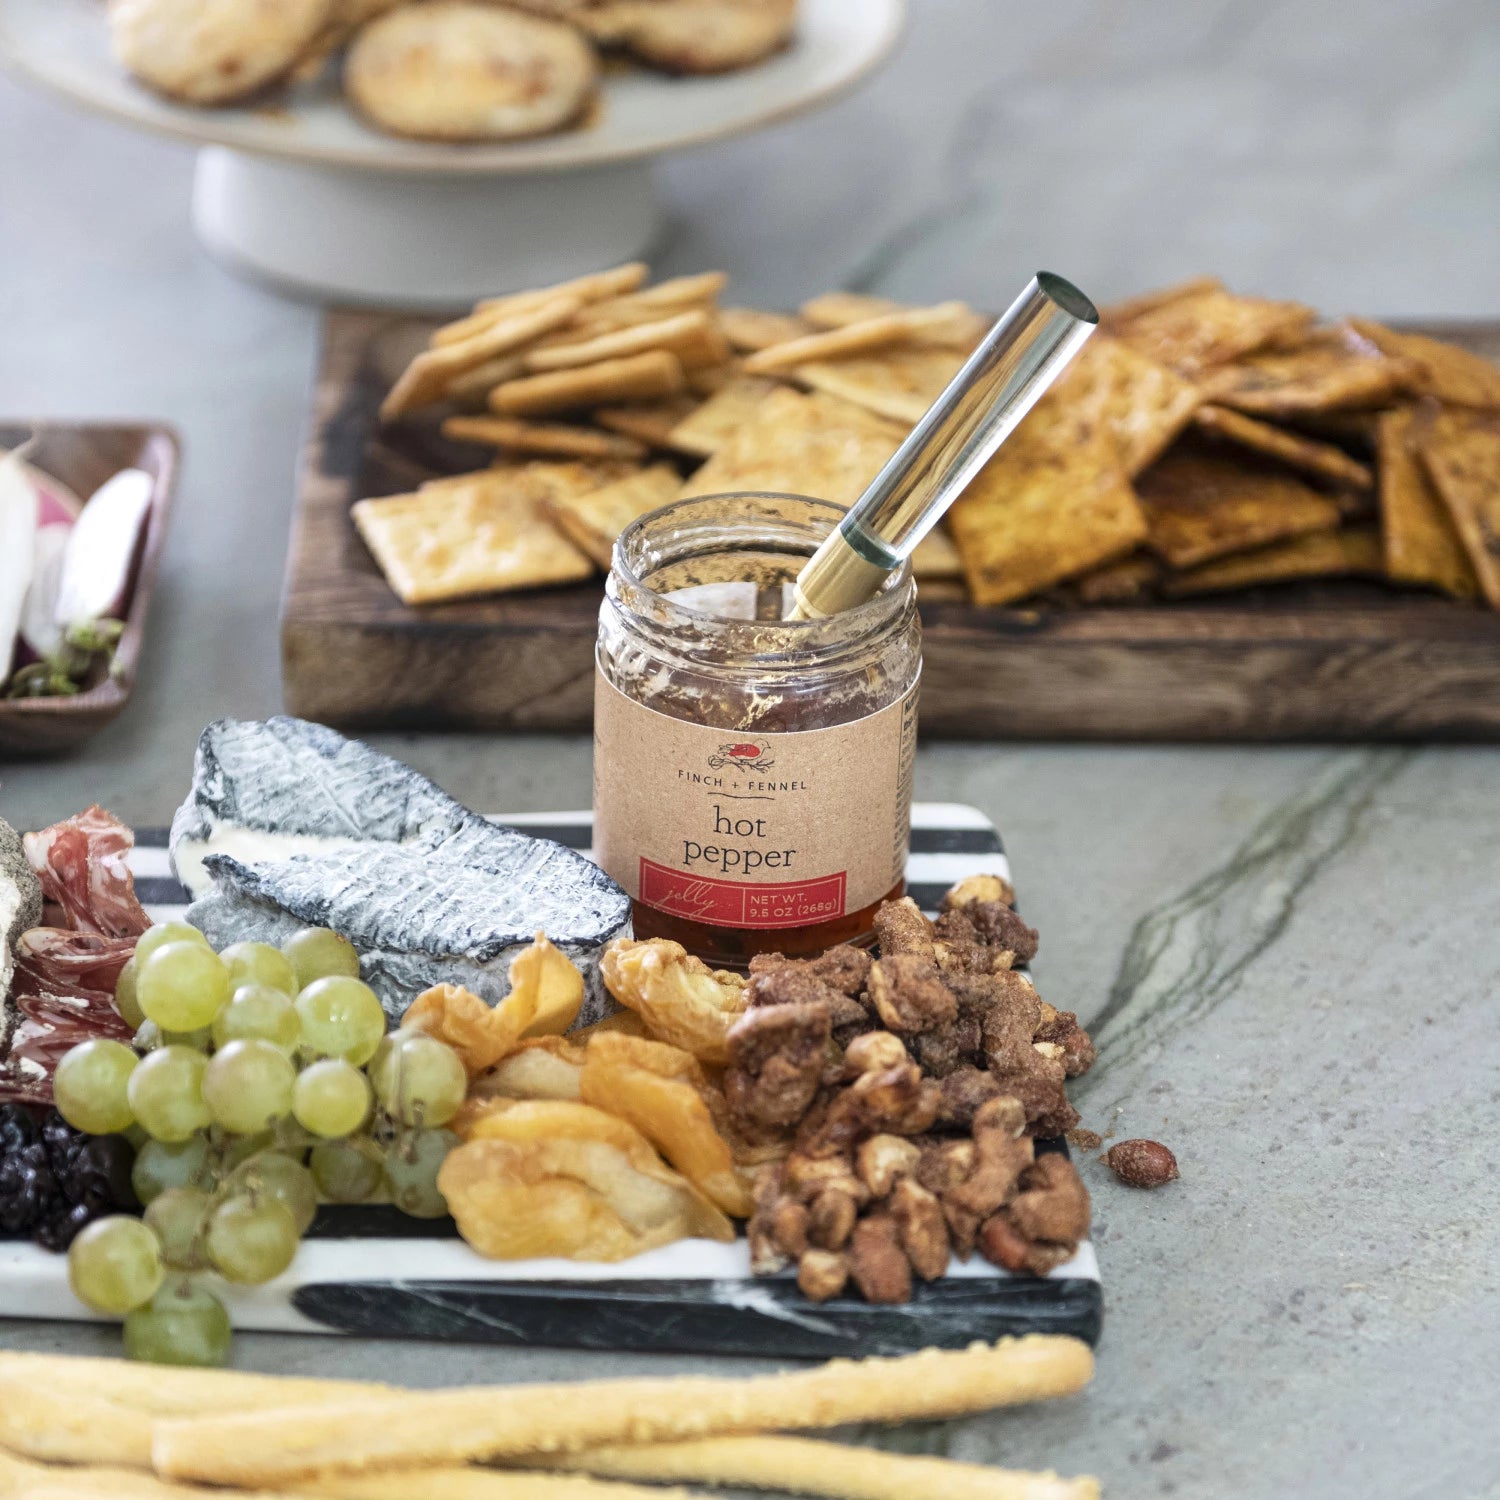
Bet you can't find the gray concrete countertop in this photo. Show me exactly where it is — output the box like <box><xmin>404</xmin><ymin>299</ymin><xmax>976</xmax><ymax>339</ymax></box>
<box><xmin>2</xmin><ymin>5</ymin><xmax>1498</xmax><ymax>1497</ymax></box>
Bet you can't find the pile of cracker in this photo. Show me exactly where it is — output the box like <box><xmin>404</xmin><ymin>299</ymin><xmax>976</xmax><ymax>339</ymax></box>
<box><xmin>359</xmin><ymin>265</ymin><xmax>1500</xmax><ymax>609</ymax></box>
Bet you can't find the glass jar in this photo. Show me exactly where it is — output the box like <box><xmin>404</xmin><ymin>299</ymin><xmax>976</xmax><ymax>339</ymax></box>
<box><xmin>593</xmin><ymin>493</ymin><xmax>921</xmax><ymax>968</ymax></box>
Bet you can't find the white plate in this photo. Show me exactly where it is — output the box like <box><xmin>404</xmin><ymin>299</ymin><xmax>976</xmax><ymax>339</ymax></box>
<box><xmin>0</xmin><ymin>0</ymin><xmax>904</xmax><ymax>177</ymax></box>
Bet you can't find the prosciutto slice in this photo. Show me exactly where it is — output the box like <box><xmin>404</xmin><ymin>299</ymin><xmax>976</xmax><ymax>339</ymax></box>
<box><xmin>23</xmin><ymin>806</ymin><xmax>149</xmax><ymax>939</ymax></box>
<box><xmin>14</xmin><ymin>929</ymin><xmax>136</xmax><ymax>996</ymax></box>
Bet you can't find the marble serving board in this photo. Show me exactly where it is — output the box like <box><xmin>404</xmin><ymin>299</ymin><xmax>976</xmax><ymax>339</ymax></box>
<box><xmin>0</xmin><ymin>804</ymin><xmax>1101</xmax><ymax>1357</ymax></box>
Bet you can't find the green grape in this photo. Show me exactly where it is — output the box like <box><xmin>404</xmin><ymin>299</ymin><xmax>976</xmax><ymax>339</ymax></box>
<box><xmin>132</xmin><ymin>1135</ymin><xmax>211</xmax><ymax>1204</ymax></box>
<box><xmin>309</xmin><ymin>1136</ymin><xmax>384</xmax><ymax>1204</ymax></box>
<box><xmin>220</xmin><ymin>941</ymin><xmax>297</xmax><ymax>997</ymax></box>
<box><xmin>53</xmin><ymin>1038</ymin><xmax>137</xmax><ymax>1135</ymax></box>
<box><xmin>134</xmin><ymin>1019</ymin><xmax>210</xmax><ymax>1053</ymax></box>
<box><xmin>143</xmin><ymin>1187</ymin><xmax>211</xmax><ymax>1270</ymax></box>
<box><xmin>294</xmin><ymin>977</ymin><xmax>386</xmax><ymax>1066</ymax></box>
<box><xmin>213</xmin><ymin>985</ymin><xmax>300</xmax><ymax>1054</ymax></box>
<box><xmin>138</xmin><ymin>941</ymin><xmax>231</xmax><ymax>1033</ymax></box>
<box><xmin>230</xmin><ymin>1152</ymin><xmax>318</xmax><ymax>1236</ymax></box>
<box><xmin>271</xmin><ymin>1117</ymin><xmax>315</xmax><ymax>1160</ymax></box>
<box><xmin>134</xmin><ymin>921</ymin><xmax>211</xmax><ymax>968</ymax></box>
<box><xmin>293</xmin><ymin>1059</ymin><xmax>371</xmax><ymax>1139</ymax></box>
<box><xmin>205</xmin><ymin>1195</ymin><xmax>299</xmax><ymax>1285</ymax></box>
<box><xmin>384</xmin><ymin>1129</ymin><xmax>458</xmax><ymax>1219</ymax></box>
<box><xmin>67</xmin><ymin>1215</ymin><xmax>163</xmax><ymax>1315</ymax></box>
<box><xmin>114</xmin><ymin>956</ymin><xmax>144</xmax><ymax>1029</ymax></box>
<box><xmin>370</xmin><ymin>1033</ymin><xmax>467</xmax><ymax>1128</ymax></box>
<box><xmin>124</xmin><ymin>1280</ymin><xmax>232</xmax><ymax>1368</ymax></box>
<box><xmin>282</xmin><ymin>927</ymin><xmax>360</xmax><ymax>990</ymax></box>
<box><xmin>202</xmin><ymin>1040</ymin><xmax>295</xmax><ymax>1136</ymax></box>
<box><xmin>127</xmin><ymin>1046</ymin><xmax>211</xmax><ymax>1144</ymax></box>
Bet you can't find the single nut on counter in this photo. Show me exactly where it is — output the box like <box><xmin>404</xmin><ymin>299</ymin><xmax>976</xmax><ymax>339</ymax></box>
<box><xmin>1105</xmin><ymin>1138</ymin><xmax>1180</xmax><ymax>1188</ymax></box>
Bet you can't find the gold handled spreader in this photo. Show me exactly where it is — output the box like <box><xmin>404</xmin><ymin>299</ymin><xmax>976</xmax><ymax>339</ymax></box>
<box><xmin>789</xmin><ymin>271</ymin><xmax>1099</xmax><ymax>620</ymax></box>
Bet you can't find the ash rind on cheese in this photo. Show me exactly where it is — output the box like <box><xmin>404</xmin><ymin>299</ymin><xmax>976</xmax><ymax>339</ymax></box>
<box><xmin>1</xmin><ymin>817</ymin><xmax>43</xmax><ymax>1008</ymax></box>
<box><xmin>171</xmin><ymin>718</ymin><xmax>630</xmax><ymax>1023</ymax></box>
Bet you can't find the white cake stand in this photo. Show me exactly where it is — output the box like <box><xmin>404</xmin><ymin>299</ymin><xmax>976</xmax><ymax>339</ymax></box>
<box><xmin>0</xmin><ymin>0</ymin><xmax>903</xmax><ymax>307</ymax></box>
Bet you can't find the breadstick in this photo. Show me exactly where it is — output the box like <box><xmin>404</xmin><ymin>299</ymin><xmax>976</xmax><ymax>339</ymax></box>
<box><xmin>382</xmin><ymin>297</ymin><xmax>582</xmax><ymax>420</ymax></box>
<box><xmin>742</xmin><ymin>303</ymin><xmax>976</xmax><ymax>373</ymax></box>
<box><xmin>0</xmin><ymin>1380</ymin><xmax>152</xmax><ymax>1469</ymax></box>
<box><xmin>153</xmin><ymin>1338</ymin><xmax>1094</xmax><ymax>1487</ymax></box>
<box><xmin>0</xmin><ymin>1353</ymin><xmax>390</xmax><ymax>1416</ymax></box>
<box><xmin>305</xmin><ymin>1468</ymin><xmax>699</xmax><ymax>1500</ymax></box>
<box><xmin>488</xmin><ymin>351</ymin><xmax>685</xmax><ymax>417</ymax></box>
<box><xmin>542</xmin><ymin>1437</ymin><xmax>1099</xmax><ymax>1500</ymax></box>
<box><xmin>441</xmin><ymin>416</ymin><xmax>647</xmax><ymax>461</ymax></box>
<box><xmin>475</xmin><ymin>264</ymin><xmax>650</xmax><ymax>316</ymax></box>
<box><xmin>523</xmin><ymin>311</ymin><xmax>714</xmax><ymax>374</ymax></box>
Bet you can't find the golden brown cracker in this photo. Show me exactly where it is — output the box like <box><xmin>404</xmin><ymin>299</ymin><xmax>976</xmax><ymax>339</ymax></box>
<box><xmin>742</xmin><ymin>303</ymin><xmax>976</xmax><ymax>374</ymax></box>
<box><xmin>948</xmin><ymin>402</ymin><xmax>1149</xmax><ymax>605</ymax></box>
<box><xmin>472</xmin><ymin>261</ymin><xmax>649</xmax><ymax>316</ymax></box>
<box><xmin>1054</xmin><ymin>335</ymin><xmax>1202</xmax><ymax>477</ymax></box>
<box><xmin>1417</xmin><ymin>405</ymin><xmax>1500</xmax><ymax>607</ymax></box>
<box><xmin>1375</xmin><ymin>405</ymin><xmax>1478</xmax><ymax>598</ymax></box>
<box><xmin>441</xmin><ymin>354</ymin><xmax>529</xmax><ymax>406</ymax></box>
<box><xmin>799</xmin><ymin>291</ymin><xmax>909</xmax><ymax>327</ymax></box>
<box><xmin>720</xmin><ymin>307</ymin><xmax>813</xmax><ymax>352</ymax></box>
<box><xmin>1105</xmin><ymin>284</ymin><xmax>1316</xmax><ymax>377</ymax></box>
<box><xmin>1136</xmin><ymin>441</ymin><xmax>1344</xmax><ymax>568</ymax></box>
<box><xmin>793</xmin><ymin>347</ymin><xmax>966</xmax><ymax>426</ymax></box>
<box><xmin>352</xmin><ymin>467</ymin><xmax>596</xmax><ymax>604</ymax></box>
<box><xmin>441</xmin><ymin>415</ymin><xmax>647</xmax><ymax>461</ymax></box>
<box><xmin>1350</xmin><ymin>318</ymin><xmax>1500</xmax><ymax>411</ymax></box>
<box><xmin>524</xmin><ymin>310</ymin><xmax>719</xmax><ymax>374</ymax></box>
<box><xmin>1162</xmin><ymin>527</ymin><xmax>1383</xmax><ymax>595</ymax></box>
<box><xmin>678</xmin><ymin>387</ymin><xmax>904</xmax><ymax>505</ymax></box>
<box><xmin>1201</xmin><ymin>324</ymin><xmax>1416</xmax><ymax>417</ymax></box>
<box><xmin>382</xmin><ymin>295</ymin><xmax>582</xmax><ymax>419</ymax></box>
<box><xmin>1099</xmin><ymin>277</ymin><xmax>1224</xmax><ymax>326</ymax></box>
<box><xmin>594</xmin><ymin>394</ymin><xmax>703</xmax><ymax>449</ymax></box>
<box><xmin>541</xmin><ymin>464</ymin><xmax>682</xmax><ymax>567</ymax></box>
<box><xmin>665</xmin><ymin>375</ymin><xmax>778</xmax><ymax>457</ymax></box>
<box><xmin>1194</xmin><ymin>405</ymin><xmax>1373</xmax><ymax>490</ymax></box>
<box><xmin>490</xmin><ymin>350</ymin><xmax>686</xmax><ymax>416</ymax></box>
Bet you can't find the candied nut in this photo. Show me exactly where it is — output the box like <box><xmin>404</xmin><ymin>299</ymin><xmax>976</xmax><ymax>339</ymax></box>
<box><xmin>1105</xmin><ymin>1138</ymin><xmax>1180</xmax><ymax>1188</ymax></box>
<box><xmin>915</xmin><ymin>1136</ymin><xmax>976</xmax><ymax>1195</ymax></box>
<box><xmin>935</xmin><ymin>1066</ymin><xmax>1003</xmax><ymax>1129</ymax></box>
<box><xmin>941</xmin><ymin>873</ymin><xmax>1016</xmax><ymax>911</ymax></box>
<box><xmin>867</xmin><ymin>955</ymin><xmax>957</xmax><ymax>1035</ymax></box>
<box><xmin>749</xmin><ymin>945</ymin><xmax>872</xmax><ymax>997</ymax></box>
<box><xmin>1033</xmin><ymin>1008</ymin><xmax>1097</xmax><ymax>1077</ymax></box>
<box><xmin>873</xmin><ymin>896</ymin><xmax>935</xmax><ymax>962</ymax></box>
<box><xmin>783</xmin><ymin>1151</ymin><xmax>870</xmax><ymax>1207</ymax></box>
<box><xmin>798</xmin><ymin>1062</ymin><xmax>940</xmax><ymax>1156</ymax></box>
<box><xmin>889</xmin><ymin>1177</ymin><xmax>949</xmax><ymax>1280</ymax></box>
<box><xmin>1033</xmin><ymin>1041</ymin><xmax>1065</xmax><ymax>1062</ymax></box>
<box><xmin>746</xmin><ymin>966</ymin><xmax>845</xmax><ymax>1010</ymax></box>
<box><xmin>725</xmin><ymin>1001</ymin><xmax>832</xmax><ymax>1131</ymax></box>
<box><xmin>1010</xmin><ymin>1153</ymin><xmax>1091</xmax><ymax>1246</ymax></box>
<box><xmin>977</xmin><ymin>1210</ymin><xmax>1034</xmax><ymax>1273</ymax></box>
<box><xmin>806</xmin><ymin>1186</ymin><xmax>859</xmax><ymax>1250</ymax></box>
<box><xmin>942</xmin><ymin>1095</ymin><xmax>1034</xmax><ymax>1256</ymax></box>
<box><xmin>797</xmin><ymin>1248</ymin><xmax>850</xmax><ymax>1303</ymax></box>
<box><xmin>855</xmin><ymin>1134</ymin><xmax>922</xmax><ymax>1198</ymax></box>
<box><xmin>747</xmin><ymin>1167</ymin><xmax>792</xmax><ymax>1275</ymax></box>
<box><xmin>769</xmin><ymin>1197</ymin><xmax>810</xmax><ymax>1258</ymax></box>
<box><xmin>842</xmin><ymin>1031</ymin><xmax>908</xmax><ymax>1075</ymax></box>
<box><xmin>847</xmin><ymin>1213</ymin><xmax>912</xmax><ymax>1304</ymax></box>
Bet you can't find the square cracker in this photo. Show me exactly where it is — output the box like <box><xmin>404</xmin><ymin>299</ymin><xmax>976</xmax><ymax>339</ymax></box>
<box><xmin>948</xmin><ymin>399</ymin><xmax>1149</xmax><ymax>606</ymax></box>
<box><xmin>1374</xmin><ymin>406</ymin><xmax>1477</xmax><ymax>599</ymax></box>
<box><xmin>1350</xmin><ymin>319</ymin><xmax>1500</xmax><ymax>411</ymax></box>
<box><xmin>1417</xmin><ymin>405</ymin><xmax>1500</xmax><ymax>607</ymax></box>
<box><xmin>594</xmin><ymin>394</ymin><xmax>703</xmax><ymax>450</ymax></box>
<box><xmin>1135</xmin><ymin>439</ymin><xmax>1343</xmax><ymax>568</ymax></box>
<box><xmin>666</xmin><ymin>376</ymin><xmax>780</xmax><ymax>457</ymax></box>
<box><xmin>1053</xmin><ymin>335</ymin><xmax>1202</xmax><ymax>478</ymax></box>
<box><xmin>1200</xmin><ymin>324</ymin><xmax>1416</xmax><ymax>417</ymax></box>
<box><xmin>794</xmin><ymin>347</ymin><xmax>966</xmax><ymax>426</ymax></box>
<box><xmin>1162</xmin><ymin>527</ymin><xmax>1383</xmax><ymax>595</ymax></box>
<box><xmin>1104</xmin><ymin>284</ymin><xmax>1316</xmax><ymax>377</ymax></box>
<box><xmin>540</xmin><ymin>464</ymin><xmax>682</xmax><ymax>569</ymax></box>
<box><xmin>1194</xmin><ymin>405</ymin><xmax>1373</xmax><ymax>490</ymax></box>
<box><xmin>352</xmin><ymin>465</ymin><xmax>599</xmax><ymax>605</ymax></box>
<box><xmin>720</xmin><ymin>307</ymin><xmax>813</xmax><ymax>352</ymax></box>
<box><xmin>678</xmin><ymin>387</ymin><xmax>905</xmax><ymax>506</ymax></box>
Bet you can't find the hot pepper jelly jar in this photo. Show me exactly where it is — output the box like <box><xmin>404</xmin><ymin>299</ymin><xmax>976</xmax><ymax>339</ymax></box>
<box><xmin>593</xmin><ymin>494</ymin><xmax>921</xmax><ymax>967</ymax></box>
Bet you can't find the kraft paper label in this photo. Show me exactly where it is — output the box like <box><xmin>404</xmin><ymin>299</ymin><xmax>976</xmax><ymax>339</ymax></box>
<box><xmin>593</xmin><ymin>672</ymin><xmax>919</xmax><ymax>929</ymax></box>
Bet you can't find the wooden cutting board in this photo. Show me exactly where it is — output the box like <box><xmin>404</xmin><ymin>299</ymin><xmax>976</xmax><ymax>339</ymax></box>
<box><xmin>282</xmin><ymin>311</ymin><xmax>1500</xmax><ymax>740</ymax></box>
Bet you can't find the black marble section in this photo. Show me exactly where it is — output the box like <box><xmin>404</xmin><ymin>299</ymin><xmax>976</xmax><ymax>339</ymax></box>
<box><xmin>293</xmin><ymin>1274</ymin><xmax>1101</xmax><ymax>1357</ymax></box>
<box><xmin>909</xmin><ymin>828</ymin><xmax>1003</xmax><ymax>855</ymax></box>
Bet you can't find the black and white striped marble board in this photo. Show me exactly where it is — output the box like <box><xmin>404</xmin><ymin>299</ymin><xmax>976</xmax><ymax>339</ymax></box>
<box><xmin>0</xmin><ymin>804</ymin><xmax>1102</xmax><ymax>1357</ymax></box>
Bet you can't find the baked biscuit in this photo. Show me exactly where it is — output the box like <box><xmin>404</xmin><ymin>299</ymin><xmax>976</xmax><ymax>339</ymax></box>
<box><xmin>586</xmin><ymin>0</ymin><xmax>796</xmax><ymax>74</ymax></box>
<box><xmin>346</xmin><ymin>3</ymin><xmax>599</xmax><ymax>142</ymax></box>
<box><xmin>108</xmin><ymin>0</ymin><xmax>334</xmax><ymax>104</ymax></box>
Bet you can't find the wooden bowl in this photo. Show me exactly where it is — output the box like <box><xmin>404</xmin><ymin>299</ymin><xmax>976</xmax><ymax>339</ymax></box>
<box><xmin>0</xmin><ymin>420</ymin><xmax>179</xmax><ymax>757</ymax></box>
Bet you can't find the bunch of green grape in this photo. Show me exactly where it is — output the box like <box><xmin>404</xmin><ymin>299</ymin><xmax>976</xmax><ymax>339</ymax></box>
<box><xmin>53</xmin><ymin>921</ymin><xmax>468</xmax><ymax>1367</ymax></box>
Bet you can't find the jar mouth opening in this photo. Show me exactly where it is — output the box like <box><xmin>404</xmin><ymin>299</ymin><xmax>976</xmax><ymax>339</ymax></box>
<box><xmin>611</xmin><ymin>493</ymin><xmax>911</xmax><ymax>656</ymax></box>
